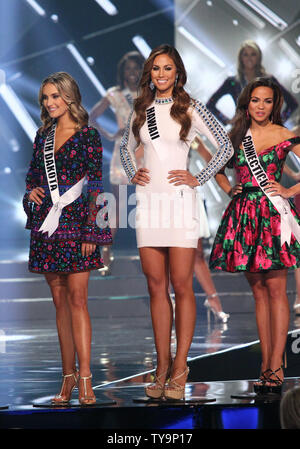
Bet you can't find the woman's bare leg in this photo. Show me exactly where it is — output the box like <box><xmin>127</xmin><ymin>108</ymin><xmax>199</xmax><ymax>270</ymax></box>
<box><xmin>139</xmin><ymin>247</ymin><xmax>173</xmax><ymax>375</ymax></box>
<box><xmin>66</xmin><ymin>271</ymin><xmax>95</xmax><ymax>401</ymax></box>
<box><xmin>45</xmin><ymin>273</ymin><xmax>77</xmax><ymax>399</ymax></box>
<box><xmin>169</xmin><ymin>247</ymin><xmax>196</xmax><ymax>384</ymax></box>
<box><xmin>265</xmin><ymin>269</ymin><xmax>289</xmax><ymax>381</ymax></box>
<box><xmin>245</xmin><ymin>272</ymin><xmax>272</xmax><ymax>374</ymax></box>
<box><xmin>194</xmin><ymin>239</ymin><xmax>223</xmax><ymax>312</ymax></box>
<box><xmin>45</xmin><ymin>273</ymin><xmax>76</xmax><ymax>374</ymax></box>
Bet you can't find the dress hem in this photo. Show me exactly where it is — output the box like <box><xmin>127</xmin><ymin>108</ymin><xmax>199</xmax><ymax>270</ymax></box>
<box><xmin>28</xmin><ymin>265</ymin><xmax>104</xmax><ymax>275</ymax></box>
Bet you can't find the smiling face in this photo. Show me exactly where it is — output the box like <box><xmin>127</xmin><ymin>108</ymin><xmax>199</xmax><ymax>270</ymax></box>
<box><xmin>42</xmin><ymin>83</ymin><xmax>69</xmax><ymax>120</ymax></box>
<box><xmin>248</xmin><ymin>86</ymin><xmax>274</xmax><ymax>124</ymax></box>
<box><xmin>150</xmin><ymin>53</ymin><xmax>177</xmax><ymax>97</ymax></box>
<box><xmin>123</xmin><ymin>59</ymin><xmax>142</xmax><ymax>90</ymax></box>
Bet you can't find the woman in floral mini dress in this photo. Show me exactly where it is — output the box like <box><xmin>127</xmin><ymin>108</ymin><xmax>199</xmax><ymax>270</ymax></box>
<box><xmin>210</xmin><ymin>77</ymin><xmax>300</xmax><ymax>394</ymax></box>
<box><xmin>23</xmin><ymin>72</ymin><xmax>112</xmax><ymax>405</ymax></box>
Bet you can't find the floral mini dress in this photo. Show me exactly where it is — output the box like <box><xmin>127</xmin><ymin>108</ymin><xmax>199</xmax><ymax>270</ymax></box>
<box><xmin>23</xmin><ymin>126</ymin><xmax>112</xmax><ymax>274</ymax></box>
<box><xmin>209</xmin><ymin>137</ymin><xmax>300</xmax><ymax>272</ymax></box>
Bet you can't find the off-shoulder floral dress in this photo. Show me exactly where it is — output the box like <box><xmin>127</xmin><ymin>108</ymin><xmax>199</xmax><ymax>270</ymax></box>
<box><xmin>23</xmin><ymin>126</ymin><xmax>112</xmax><ymax>274</ymax></box>
<box><xmin>209</xmin><ymin>137</ymin><xmax>300</xmax><ymax>272</ymax></box>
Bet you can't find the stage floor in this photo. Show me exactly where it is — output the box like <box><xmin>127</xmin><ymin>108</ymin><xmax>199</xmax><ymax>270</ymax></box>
<box><xmin>0</xmin><ymin>248</ymin><xmax>299</xmax><ymax>430</ymax></box>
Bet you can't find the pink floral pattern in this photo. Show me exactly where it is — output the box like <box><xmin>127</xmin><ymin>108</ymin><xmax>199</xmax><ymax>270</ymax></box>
<box><xmin>209</xmin><ymin>138</ymin><xmax>300</xmax><ymax>272</ymax></box>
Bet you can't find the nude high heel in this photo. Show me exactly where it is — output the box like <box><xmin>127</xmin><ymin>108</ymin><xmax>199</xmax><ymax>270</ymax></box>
<box><xmin>145</xmin><ymin>362</ymin><xmax>172</xmax><ymax>399</ymax></box>
<box><xmin>51</xmin><ymin>371</ymin><xmax>78</xmax><ymax>404</ymax></box>
<box><xmin>78</xmin><ymin>374</ymin><xmax>96</xmax><ymax>406</ymax></box>
<box><xmin>164</xmin><ymin>367</ymin><xmax>189</xmax><ymax>401</ymax></box>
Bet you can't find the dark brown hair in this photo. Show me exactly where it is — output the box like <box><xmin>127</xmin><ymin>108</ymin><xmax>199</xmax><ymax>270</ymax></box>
<box><xmin>132</xmin><ymin>44</ymin><xmax>191</xmax><ymax>143</ymax></box>
<box><xmin>229</xmin><ymin>77</ymin><xmax>283</xmax><ymax>150</ymax></box>
<box><xmin>117</xmin><ymin>51</ymin><xmax>145</xmax><ymax>89</ymax></box>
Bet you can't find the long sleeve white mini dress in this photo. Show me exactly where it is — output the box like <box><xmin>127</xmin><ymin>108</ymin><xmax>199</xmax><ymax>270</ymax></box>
<box><xmin>120</xmin><ymin>97</ymin><xmax>233</xmax><ymax>248</ymax></box>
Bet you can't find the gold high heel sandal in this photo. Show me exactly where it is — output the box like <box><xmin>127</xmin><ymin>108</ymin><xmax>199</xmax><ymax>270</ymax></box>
<box><xmin>164</xmin><ymin>367</ymin><xmax>189</xmax><ymax>401</ymax></box>
<box><xmin>51</xmin><ymin>372</ymin><xmax>78</xmax><ymax>404</ymax></box>
<box><xmin>145</xmin><ymin>367</ymin><xmax>170</xmax><ymax>399</ymax></box>
<box><xmin>78</xmin><ymin>374</ymin><xmax>96</xmax><ymax>406</ymax></box>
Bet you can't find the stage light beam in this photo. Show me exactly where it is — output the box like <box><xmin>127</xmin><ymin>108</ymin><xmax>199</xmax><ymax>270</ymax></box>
<box><xmin>25</xmin><ymin>0</ymin><xmax>46</xmax><ymax>17</ymax></box>
<box><xmin>66</xmin><ymin>44</ymin><xmax>106</xmax><ymax>96</ymax></box>
<box><xmin>132</xmin><ymin>36</ymin><xmax>152</xmax><ymax>58</ymax></box>
<box><xmin>243</xmin><ymin>0</ymin><xmax>288</xmax><ymax>30</ymax></box>
<box><xmin>0</xmin><ymin>70</ymin><xmax>37</xmax><ymax>141</ymax></box>
<box><xmin>94</xmin><ymin>0</ymin><xmax>118</xmax><ymax>16</ymax></box>
<box><xmin>225</xmin><ymin>0</ymin><xmax>265</xmax><ymax>30</ymax></box>
<box><xmin>178</xmin><ymin>27</ymin><xmax>226</xmax><ymax>68</ymax></box>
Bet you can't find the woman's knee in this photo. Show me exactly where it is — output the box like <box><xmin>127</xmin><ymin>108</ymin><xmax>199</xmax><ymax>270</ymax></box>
<box><xmin>146</xmin><ymin>274</ymin><xmax>168</xmax><ymax>297</ymax></box>
<box><xmin>67</xmin><ymin>288</ymin><xmax>88</xmax><ymax>309</ymax></box>
<box><xmin>171</xmin><ymin>276</ymin><xmax>193</xmax><ymax>298</ymax></box>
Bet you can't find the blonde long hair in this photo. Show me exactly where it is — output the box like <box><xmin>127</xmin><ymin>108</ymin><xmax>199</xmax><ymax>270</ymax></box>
<box><xmin>237</xmin><ymin>40</ymin><xmax>266</xmax><ymax>84</ymax></box>
<box><xmin>38</xmin><ymin>72</ymin><xmax>89</xmax><ymax>132</ymax></box>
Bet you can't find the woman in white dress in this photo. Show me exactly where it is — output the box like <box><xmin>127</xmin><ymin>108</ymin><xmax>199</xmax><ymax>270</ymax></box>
<box><xmin>120</xmin><ymin>44</ymin><xmax>234</xmax><ymax>400</ymax></box>
<box><xmin>90</xmin><ymin>52</ymin><xmax>144</xmax><ymax>266</ymax></box>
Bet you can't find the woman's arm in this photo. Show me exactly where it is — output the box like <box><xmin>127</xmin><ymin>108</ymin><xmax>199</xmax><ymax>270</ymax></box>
<box><xmin>23</xmin><ymin>132</ymin><xmax>43</xmax><ymax>228</ymax></box>
<box><xmin>271</xmin><ymin>76</ymin><xmax>298</xmax><ymax>122</ymax></box>
<box><xmin>89</xmin><ymin>96</ymin><xmax>117</xmax><ymax>141</ymax></box>
<box><xmin>267</xmin><ymin>142</ymin><xmax>300</xmax><ymax>198</ymax></box>
<box><xmin>81</xmin><ymin>128</ymin><xmax>112</xmax><ymax>247</ymax></box>
<box><xmin>206</xmin><ymin>77</ymin><xmax>233</xmax><ymax>125</ymax></box>
<box><xmin>190</xmin><ymin>101</ymin><xmax>234</xmax><ymax>185</ymax></box>
<box><xmin>119</xmin><ymin>111</ymin><xmax>139</xmax><ymax>183</ymax></box>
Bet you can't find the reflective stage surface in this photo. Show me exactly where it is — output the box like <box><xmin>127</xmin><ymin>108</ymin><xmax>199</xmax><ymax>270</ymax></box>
<box><xmin>0</xmin><ymin>248</ymin><xmax>299</xmax><ymax>429</ymax></box>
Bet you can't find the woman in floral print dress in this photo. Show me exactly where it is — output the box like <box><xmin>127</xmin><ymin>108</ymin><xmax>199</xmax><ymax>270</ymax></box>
<box><xmin>23</xmin><ymin>72</ymin><xmax>112</xmax><ymax>405</ymax></box>
<box><xmin>209</xmin><ymin>77</ymin><xmax>300</xmax><ymax>394</ymax></box>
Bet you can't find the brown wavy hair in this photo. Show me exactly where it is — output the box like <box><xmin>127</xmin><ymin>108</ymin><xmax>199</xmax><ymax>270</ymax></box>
<box><xmin>38</xmin><ymin>72</ymin><xmax>89</xmax><ymax>132</ymax></box>
<box><xmin>132</xmin><ymin>44</ymin><xmax>191</xmax><ymax>143</ymax></box>
<box><xmin>229</xmin><ymin>77</ymin><xmax>283</xmax><ymax>152</ymax></box>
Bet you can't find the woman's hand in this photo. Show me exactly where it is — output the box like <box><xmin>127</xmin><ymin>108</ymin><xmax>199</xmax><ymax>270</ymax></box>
<box><xmin>131</xmin><ymin>168</ymin><xmax>150</xmax><ymax>186</ymax></box>
<box><xmin>265</xmin><ymin>180</ymin><xmax>292</xmax><ymax>199</ymax></box>
<box><xmin>28</xmin><ymin>187</ymin><xmax>45</xmax><ymax>205</ymax></box>
<box><xmin>168</xmin><ymin>170</ymin><xmax>200</xmax><ymax>188</ymax></box>
<box><xmin>229</xmin><ymin>183</ymin><xmax>242</xmax><ymax>198</ymax></box>
<box><xmin>81</xmin><ymin>243</ymin><xmax>96</xmax><ymax>257</ymax></box>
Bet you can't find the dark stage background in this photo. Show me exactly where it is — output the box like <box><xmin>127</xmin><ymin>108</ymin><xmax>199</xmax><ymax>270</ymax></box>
<box><xmin>0</xmin><ymin>0</ymin><xmax>299</xmax><ymax>254</ymax></box>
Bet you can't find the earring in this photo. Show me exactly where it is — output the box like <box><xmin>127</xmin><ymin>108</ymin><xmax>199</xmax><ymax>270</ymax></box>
<box><xmin>174</xmin><ymin>74</ymin><xmax>178</xmax><ymax>87</ymax></box>
<box><xmin>246</xmin><ymin>109</ymin><xmax>249</xmax><ymax>119</ymax></box>
<box><xmin>149</xmin><ymin>81</ymin><xmax>155</xmax><ymax>91</ymax></box>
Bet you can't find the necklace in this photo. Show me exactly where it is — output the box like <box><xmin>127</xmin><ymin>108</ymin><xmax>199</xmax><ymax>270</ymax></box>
<box><xmin>155</xmin><ymin>96</ymin><xmax>173</xmax><ymax>105</ymax></box>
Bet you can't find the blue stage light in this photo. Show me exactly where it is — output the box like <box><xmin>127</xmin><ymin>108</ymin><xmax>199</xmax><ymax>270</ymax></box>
<box><xmin>221</xmin><ymin>407</ymin><xmax>259</xmax><ymax>429</ymax></box>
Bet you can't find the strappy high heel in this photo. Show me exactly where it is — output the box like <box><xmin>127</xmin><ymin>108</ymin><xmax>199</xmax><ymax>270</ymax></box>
<box><xmin>145</xmin><ymin>364</ymin><xmax>172</xmax><ymax>399</ymax></box>
<box><xmin>204</xmin><ymin>293</ymin><xmax>230</xmax><ymax>324</ymax></box>
<box><xmin>253</xmin><ymin>368</ymin><xmax>272</xmax><ymax>394</ymax></box>
<box><xmin>52</xmin><ymin>371</ymin><xmax>78</xmax><ymax>404</ymax></box>
<box><xmin>164</xmin><ymin>367</ymin><xmax>189</xmax><ymax>401</ymax></box>
<box><xmin>265</xmin><ymin>366</ymin><xmax>284</xmax><ymax>395</ymax></box>
<box><xmin>78</xmin><ymin>374</ymin><xmax>96</xmax><ymax>406</ymax></box>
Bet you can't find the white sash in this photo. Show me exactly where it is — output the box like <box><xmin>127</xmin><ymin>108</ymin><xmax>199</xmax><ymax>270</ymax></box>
<box><xmin>146</xmin><ymin>105</ymin><xmax>168</xmax><ymax>161</ymax></box>
<box><xmin>242</xmin><ymin>129</ymin><xmax>300</xmax><ymax>246</ymax></box>
<box><xmin>39</xmin><ymin>124</ymin><xmax>86</xmax><ymax>237</ymax></box>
